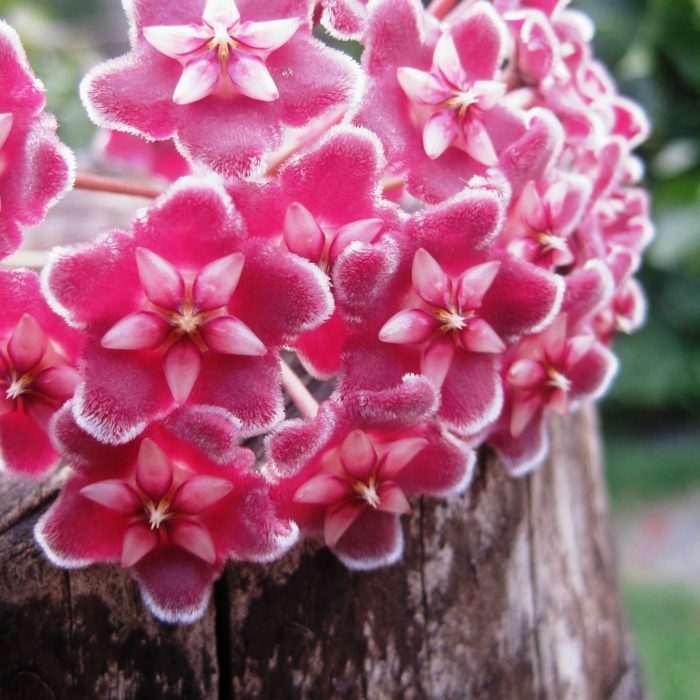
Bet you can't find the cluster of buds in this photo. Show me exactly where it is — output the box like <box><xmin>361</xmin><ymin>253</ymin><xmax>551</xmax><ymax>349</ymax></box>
<box><xmin>1</xmin><ymin>0</ymin><xmax>651</xmax><ymax>623</ymax></box>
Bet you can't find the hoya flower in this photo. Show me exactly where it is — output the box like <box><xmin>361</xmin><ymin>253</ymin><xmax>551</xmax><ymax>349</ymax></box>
<box><xmin>36</xmin><ymin>404</ymin><xmax>297</xmax><ymax>622</ymax></box>
<box><xmin>489</xmin><ymin>263</ymin><xmax>617</xmax><ymax>474</ymax></box>
<box><xmin>319</xmin><ymin>0</ymin><xmax>369</xmax><ymax>40</ymax></box>
<box><xmin>0</xmin><ymin>21</ymin><xmax>74</xmax><ymax>259</ymax></box>
<box><xmin>357</xmin><ymin>0</ymin><xmax>563</xmax><ymax>203</ymax></box>
<box><xmin>335</xmin><ymin>185</ymin><xmax>564</xmax><ymax>434</ymax></box>
<box><xmin>230</xmin><ymin>126</ymin><xmax>399</xmax><ymax>378</ymax></box>
<box><xmin>96</xmin><ymin>129</ymin><xmax>191</xmax><ymax>182</ymax></box>
<box><xmin>266</xmin><ymin>377</ymin><xmax>474</xmax><ymax>569</ymax></box>
<box><xmin>44</xmin><ymin>177</ymin><xmax>332</xmax><ymax>444</ymax></box>
<box><xmin>82</xmin><ymin>0</ymin><xmax>362</xmax><ymax>177</ymax></box>
<box><xmin>506</xmin><ymin>175</ymin><xmax>590</xmax><ymax>269</ymax></box>
<box><xmin>0</xmin><ymin>270</ymin><xmax>82</xmax><ymax>478</ymax></box>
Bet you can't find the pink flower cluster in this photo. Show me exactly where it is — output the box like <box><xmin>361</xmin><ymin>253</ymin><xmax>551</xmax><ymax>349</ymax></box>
<box><xmin>0</xmin><ymin>0</ymin><xmax>651</xmax><ymax>623</ymax></box>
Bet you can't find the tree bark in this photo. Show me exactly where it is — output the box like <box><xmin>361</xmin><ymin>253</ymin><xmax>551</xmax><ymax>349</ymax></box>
<box><xmin>0</xmin><ymin>404</ymin><xmax>645</xmax><ymax>700</ymax></box>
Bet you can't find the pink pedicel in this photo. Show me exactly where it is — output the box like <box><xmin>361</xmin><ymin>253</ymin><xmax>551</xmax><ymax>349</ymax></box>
<box><xmin>0</xmin><ymin>22</ymin><xmax>74</xmax><ymax>259</ymax></box>
<box><xmin>35</xmin><ymin>406</ymin><xmax>297</xmax><ymax>622</ymax></box>
<box><xmin>81</xmin><ymin>0</ymin><xmax>362</xmax><ymax>177</ymax></box>
<box><xmin>0</xmin><ymin>270</ymin><xmax>82</xmax><ymax>478</ymax></box>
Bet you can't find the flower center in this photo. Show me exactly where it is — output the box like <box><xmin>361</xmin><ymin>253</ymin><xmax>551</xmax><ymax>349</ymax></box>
<box><xmin>434</xmin><ymin>306</ymin><xmax>469</xmax><ymax>332</ymax></box>
<box><xmin>546</xmin><ymin>366</ymin><xmax>571</xmax><ymax>393</ymax></box>
<box><xmin>209</xmin><ymin>22</ymin><xmax>236</xmax><ymax>60</ymax></box>
<box><xmin>171</xmin><ymin>305</ymin><xmax>203</xmax><ymax>335</ymax></box>
<box><xmin>535</xmin><ymin>232</ymin><xmax>566</xmax><ymax>253</ymax></box>
<box><xmin>447</xmin><ymin>90</ymin><xmax>477</xmax><ymax>118</ymax></box>
<box><xmin>354</xmin><ymin>477</ymin><xmax>381</xmax><ymax>508</ymax></box>
<box><xmin>146</xmin><ymin>499</ymin><xmax>172</xmax><ymax>530</ymax></box>
<box><xmin>5</xmin><ymin>374</ymin><xmax>32</xmax><ymax>400</ymax></box>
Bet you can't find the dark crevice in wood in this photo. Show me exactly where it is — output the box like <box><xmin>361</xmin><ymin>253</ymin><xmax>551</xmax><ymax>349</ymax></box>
<box><xmin>214</xmin><ymin>574</ymin><xmax>233</xmax><ymax>700</ymax></box>
<box><xmin>418</xmin><ymin>496</ymin><xmax>432</xmax><ymax>687</ymax></box>
<box><xmin>525</xmin><ymin>476</ymin><xmax>545</xmax><ymax>700</ymax></box>
<box><xmin>0</xmin><ymin>487</ymin><xmax>61</xmax><ymax>536</ymax></box>
<box><xmin>64</xmin><ymin>571</ymin><xmax>76</xmax><ymax>689</ymax></box>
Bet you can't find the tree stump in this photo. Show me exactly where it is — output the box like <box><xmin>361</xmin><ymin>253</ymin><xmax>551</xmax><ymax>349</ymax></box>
<box><xmin>0</xmin><ymin>403</ymin><xmax>645</xmax><ymax>699</ymax></box>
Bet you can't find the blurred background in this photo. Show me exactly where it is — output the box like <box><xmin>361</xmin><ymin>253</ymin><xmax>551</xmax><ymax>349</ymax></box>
<box><xmin>0</xmin><ymin>0</ymin><xmax>698</xmax><ymax>696</ymax></box>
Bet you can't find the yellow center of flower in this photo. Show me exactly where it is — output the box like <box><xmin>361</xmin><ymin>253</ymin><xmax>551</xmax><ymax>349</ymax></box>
<box><xmin>146</xmin><ymin>499</ymin><xmax>172</xmax><ymax>530</ymax></box>
<box><xmin>434</xmin><ymin>306</ymin><xmax>468</xmax><ymax>332</ymax></box>
<box><xmin>447</xmin><ymin>90</ymin><xmax>477</xmax><ymax>118</ymax></box>
<box><xmin>209</xmin><ymin>23</ymin><xmax>237</xmax><ymax>60</ymax></box>
<box><xmin>546</xmin><ymin>366</ymin><xmax>572</xmax><ymax>393</ymax></box>
<box><xmin>354</xmin><ymin>477</ymin><xmax>381</xmax><ymax>508</ymax></box>
<box><xmin>535</xmin><ymin>232</ymin><xmax>567</xmax><ymax>253</ymax></box>
<box><xmin>171</xmin><ymin>305</ymin><xmax>204</xmax><ymax>336</ymax></box>
<box><xmin>5</xmin><ymin>374</ymin><xmax>32</xmax><ymax>400</ymax></box>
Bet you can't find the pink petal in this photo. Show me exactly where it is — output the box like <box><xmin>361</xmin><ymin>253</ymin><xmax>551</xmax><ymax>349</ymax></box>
<box><xmin>544</xmin><ymin>180</ymin><xmax>568</xmax><ymax>225</ymax></box>
<box><xmin>420</xmin><ymin>337</ymin><xmax>455</xmax><ymax>388</ymax></box>
<box><xmin>412</xmin><ymin>248</ymin><xmax>451</xmax><ymax>307</ymax></box>
<box><xmin>294</xmin><ymin>473</ymin><xmax>352</xmax><ymax>505</ymax></box>
<box><xmin>340</xmin><ymin>429</ymin><xmax>378</xmax><ymax>480</ymax></box>
<box><xmin>450</xmin><ymin>3</ymin><xmax>506</xmax><ymax>80</ymax></box>
<box><xmin>80</xmin><ymin>479</ymin><xmax>142</xmax><ymax>515</ymax></box>
<box><xmin>379</xmin><ymin>437</ymin><xmax>429</xmax><ymax>480</ymax></box>
<box><xmin>328</xmin><ymin>218</ymin><xmax>385</xmax><ymax>263</ymax></box>
<box><xmin>23</xmin><ymin>398</ymin><xmax>57</xmax><ymax>432</ymax></box>
<box><xmin>283</xmin><ymin>202</ymin><xmax>325</xmax><ymax>264</ymax></box>
<box><xmin>0</xmin><ymin>392</ymin><xmax>14</xmax><ymax>416</ymax></box>
<box><xmin>203</xmin><ymin>0</ymin><xmax>240</xmax><ymax>27</ymax></box>
<box><xmin>508</xmin><ymin>359</ymin><xmax>546</xmax><ymax>389</ymax></box>
<box><xmin>135</xmin><ymin>247</ymin><xmax>184</xmax><ymax>310</ymax></box>
<box><xmin>461</xmin><ymin>318</ymin><xmax>505</xmax><ymax>354</ymax></box>
<box><xmin>324</xmin><ymin>501</ymin><xmax>363</xmax><ymax>548</ymax></box>
<box><xmin>101</xmin><ymin>311</ymin><xmax>170</xmax><ymax>351</ymax></box>
<box><xmin>193</xmin><ymin>252</ymin><xmax>245</xmax><ymax>311</ymax></box>
<box><xmin>462</xmin><ymin>117</ymin><xmax>498</xmax><ymax>166</ymax></box>
<box><xmin>543</xmin><ymin>315</ymin><xmax>568</xmax><ymax>364</ymax></box>
<box><xmin>122</xmin><ymin>523</ymin><xmax>159</xmax><ymax>568</ymax></box>
<box><xmin>547</xmin><ymin>387</ymin><xmax>569</xmax><ymax>415</ymax></box>
<box><xmin>164</xmin><ymin>341</ymin><xmax>202</xmax><ymax>404</ymax></box>
<box><xmin>433</xmin><ymin>32</ymin><xmax>465</xmax><ymax>88</ymax></box>
<box><xmin>0</xmin><ymin>112</ymin><xmax>13</xmax><ymax>150</ymax></box>
<box><xmin>228</xmin><ymin>52</ymin><xmax>278</xmax><ymax>102</ymax></box>
<box><xmin>173</xmin><ymin>52</ymin><xmax>221</xmax><ymax>105</ymax></box>
<box><xmin>332</xmin><ymin>509</ymin><xmax>403</xmax><ymax>570</ymax></box>
<box><xmin>423</xmin><ymin>109</ymin><xmax>459</xmax><ymax>160</ymax></box>
<box><xmin>172</xmin><ymin>476</ymin><xmax>234</xmax><ymax>513</ymax></box>
<box><xmin>143</xmin><ymin>24</ymin><xmax>212</xmax><ymax>59</ymax></box>
<box><xmin>136</xmin><ymin>437</ymin><xmax>174</xmax><ymax>500</ymax></box>
<box><xmin>510</xmin><ymin>395</ymin><xmax>541</xmax><ymax>437</ymax></box>
<box><xmin>456</xmin><ymin>260</ymin><xmax>501</xmax><ymax>311</ymax></box>
<box><xmin>235</xmin><ymin>18</ymin><xmax>301</xmax><ymax>51</ymax></box>
<box><xmin>519</xmin><ymin>181</ymin><xmax>547</xmax><ymax>231</ymax></box>
<box><xmin>377</xmin><ymin>482</ymin><xmax>411</xmax><ymax>515</ymax></box>
<box><xmin>566</xmin><ymin>335</ymin><xmax>595</xmax><ymax>367</ymax></box>
<box><xmin>169</xmin><ymin>520</ymin><xmax>217</xmax><ymax>564</ymax></box>
<box><xmin>396</xmin><ymin>67</ymin><xmax>452</xmax><ymax>105</ymax></box>
<box><xmin>473</xmin><ymin>80</ymin><xmax>507</xmax><ymax>110</ymax></box>
<box><xmin>32</xmin><ymin>365</ymin><xmax>80</xmax><ymax>401</ymax></box>
<box><xmin>8</xmin><ymin>314</ymin><xmax>47</xmax><ymax>374</ymax></box>
<box><xmin>201</xmin><ymin>316</ymin><xmax>266</xmax><ymax>356</ymax></box>
<box><xmin>379</xmin><ymin>308</ymin><xmax>437</xmax><ymax>344</ymax></box>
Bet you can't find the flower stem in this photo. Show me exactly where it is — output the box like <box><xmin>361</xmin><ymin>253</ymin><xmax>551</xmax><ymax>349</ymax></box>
<box><xmin>280</xmin><ymin>359</ymin><xmax>319</xmax><ymax>420</ymax></box>
<box><xmin>74</xmin><ymin>172</ymin><xmax>163</xmax><ymax>199</ymax></box>
<box><xmin>426</xmin><ymin>0</ymin><xmax>459</xmax><ymax>20</ymax></box>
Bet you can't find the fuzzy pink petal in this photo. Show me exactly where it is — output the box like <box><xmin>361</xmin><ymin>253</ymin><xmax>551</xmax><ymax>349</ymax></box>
<box><xmin>228</xmin><ymin>52</ymin><xmax>279</xmax><ymax>102</ymax></box>
<box><xmin>294</xmin><ymin>473</ymin><xmax>353</xmax><ymax>505</ymax></box>
<box><xmin>235</xmin><ymin>18</ymin><xmax>301</xmax><ymax>51</ymax></box>
<box><xmin>201</xmin><ymin>316</ymin><xmax>266</xmax><ymax>356</ymax></box>
<box><xmin>412</xmin><ymin>248</ymin><xmax>451</xmax><ymax>307</ymax></box>
<box><xmin>0</xmin><ymin>112</ymin><xmax>13</xmax><ymax>149</ymax></box>
<box><xmin>379</xmin><ymin>437</ymin><xmax>429</xmax><ymax>480</ymax></box>
<box><xmin>379</xmin><ymin>308</ymin><xmax>438</xmax><ymax>345</ymax></box>
<box><xmin>0</xmin><ymin>411</ymin><xmax>57</xmax><ymax>478</ymax></box>
<box><xmin>332</xmin><ymin>509</ymin><xmax>403</xmax><ymax>570</ymax></box>
<box><xmin>135</xmin><ymin>247</ymin><xmax>184</xmax><ymax>310</ymax></box>
<box><xmin>293</xmin><ymin>309</ymin><xmax>347</xmax><ymax>379</ymax></box>
<box><xmin>397</xmin><ymin>67</ymin><xmax>452</xmax><ymax>105</ymax></box>
<box><xmin>340</xmin><ymin>429</ymin><xmax>378</xmax><ymax>481</ymax></box>
<box><xmin>283</xmin><ymin>202</ymin><xmax>325</xmax><ymax>264</ymax></box>
<box><xmin>136</xmin><ymin>437</ymin><xmax>174</xmax><ymax>499</ymax></box>
<box><xmin>143</xmin><ymin>24</ymin><xmax>211</xmax><ymax>59</ymax></box>
<box><xmin>122</xmin><ymin>524</ymin><xmax>160</xmax><ymax>568</ymax></box>
<box><xmin>461</xmin><ymin>318</ymin><xmax>505</xmax><ymax>354</ymax></box>
<box><xmin>423</xmin><ymin>110</ymin><xmax>459</xmax><ymax>160</ymax></box>
<box><xmin>456</xmin><ymin>260</ymin><xmax>501</xmax><ymax>311</ymax></box>
<box><xmin>377</xmin><ymin>482</ymin><xmax>411</xmax><ymax>514</ymax></box>
<box><xmin>450</xmin><ymin>3</ymin><xmax>506</xmax><ymax>80</ymax></box>
<box><xmin>34</xmin><ymin>476</ymin><xmax>127</xmax><ymax>566</ymax></box>
<box><xmin>203</xmin><ymin>0</ymin><xmax>241</xmax><ymax>26</ymax></box>
<box><xmin>80</xmin><ymin>480</ymin><xmax>142</xmax><ymax>515</ymax></box>
<box><xmin>567</xmin><ymin>344</ymin><xmax>618</xmax><ymax>400</ymax></box>
<box><xmin>173</xmin><ymin>52</ymin><xmax>222</xmax><ymax>105</ymax></box>
<box><xmin>324</xmin><ymin>501</ymin><xmax>364</xmax><ymax>548</ymax></box>
<box><xmin>8</xmin><ymin>314</ymin><xmax>47</xmax><ymax>373</ymax></box>
<box><xmin>101</xmin><ymin>312</ymin><xmax>170</xmax><ymax>351</ymax></box>
<box><xmin>329</xmin><ymin>218</ymin><xmax>385</xmax><ymax>264</ymax></box>
<box><xmin>164</xmin><ymin>341</ymin><xmax>202</xmax><ymax>404</ymax></box>
<box><xmin>490</xmin><ymin>411</ymin><xmax>548</xmax><ymax>477</ymax></box>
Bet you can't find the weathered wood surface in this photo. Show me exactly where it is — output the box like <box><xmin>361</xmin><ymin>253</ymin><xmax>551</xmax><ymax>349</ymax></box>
<box><xmin>0</xmin><ymin>404</ymin><xmax>645</xmax><ymax>700</ymax></box>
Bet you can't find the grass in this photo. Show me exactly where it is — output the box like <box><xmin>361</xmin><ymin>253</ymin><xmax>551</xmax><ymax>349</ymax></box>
<box><xmin>623</xmin><ymin>580</ymin><xmax>700</xmax><ymax>700</ymax></box>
